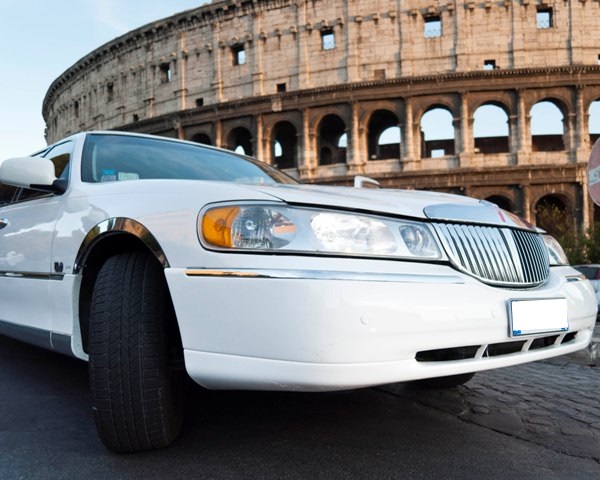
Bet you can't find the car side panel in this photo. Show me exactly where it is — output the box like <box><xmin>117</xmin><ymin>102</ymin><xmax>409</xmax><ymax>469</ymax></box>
<box><xmin>0</xmin><ymin>197</ymin><xmax>63</xmax><ymax>331</ymax></box>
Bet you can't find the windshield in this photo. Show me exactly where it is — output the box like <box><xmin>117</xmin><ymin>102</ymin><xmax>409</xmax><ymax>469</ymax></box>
<box><xmin>81</xmin><ymin>134</ymin><xmax>298</xmax><ymax>185</ymax></box>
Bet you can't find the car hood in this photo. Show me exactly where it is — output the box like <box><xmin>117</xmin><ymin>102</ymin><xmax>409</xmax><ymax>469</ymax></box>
<box><xmin>243</xmin><ymin>184</ymin><xmax>535</xmax><ymax>231</ymax></box>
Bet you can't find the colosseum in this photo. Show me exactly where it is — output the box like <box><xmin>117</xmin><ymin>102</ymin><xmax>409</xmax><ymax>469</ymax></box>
<box><xmin>42</xmin><ymin>0</ymin><xmax>600</xmax><ymax>233</ymax></box>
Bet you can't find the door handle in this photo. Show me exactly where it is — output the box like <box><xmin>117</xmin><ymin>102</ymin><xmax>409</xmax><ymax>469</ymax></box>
<box><xmin>0</xmin><ymin>218</ymin><xmax>8</xmax><ymax>229</ymax></box>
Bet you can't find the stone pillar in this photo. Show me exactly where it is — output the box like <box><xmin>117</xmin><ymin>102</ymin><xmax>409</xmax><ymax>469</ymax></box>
<box><xmin>179</xmin><ymin>32</ymin><xmax>188</xmax><ymax>111</ymax></box>
<box><xmin>299</xmin><ymin>108</ymin><xmax>316</xmax><ymax>179</ymax></box>
<box><xmin>296</xmin><ymin>2</ymin><xmax>311</xmax><ymax>89</ymax></box>
<box><xmin>516</xmin><ymin>89</ymin><xmax>532</xmax><ymax>164</ymax></box>
<box><xmin>344</xmin><ymin>3</ymin><xmax>358</xmax><ymax>83</ymax></box>
<box><xmin>521</xmin><ymin>184</ymin><xmax>533</xmax><ymax>224</ymax></box>
<box><xmin>214</xmin><ymin>120</ymin><xmax>223</xmax><ymax>148</ymax></box>
<box><xmin>565</xmin><ymin>112</ymin><xmax>576</xmax><ymax>162</ymax></box>
<box><xmin>402</xmin><ymin>97</ymin><xmax>416</xmax><ymax>168</ymax></box>
<box><xmin>172</xmin><ymin>119</ymin><xmax>184</xmax><ymax>140</ymax></box>
<box><xmin>212</xmin><ymin>22</ymin><xmax>224</xmax><ymax>102</ymax></box>
<box><xmin>347</xmin><ymin>102</ymin><xmax>365</xmax><ymax>175</ymax></box>
<box><xmin>508</xmin><ymin>114</ymin><xmax>518</xmax><ymax>165</ymax></box>
<box><xmin>458</xmin><ymin>93</ymin><xmax>473</xmax><ymax>168</ymax></box>
<box><xmin>575</xmin><ymin>86</ymin><xmax>589</xmax><ymax>159</ymax></box>
<box><xmin>254</xmin><ymin>114</ymin><xmax>265</xmax><ymax>162</ymax></box>
<box><xmin>252</xmin><ymin>13</ymin><xmax>264</xmax><ymax>96</ymax></box>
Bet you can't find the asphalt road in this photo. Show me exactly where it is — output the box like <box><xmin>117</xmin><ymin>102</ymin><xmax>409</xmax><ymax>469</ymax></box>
<box><xmin>0</xmin><ymin>334</ymin><xmax>598</xmax><ymax>480</ymax></box>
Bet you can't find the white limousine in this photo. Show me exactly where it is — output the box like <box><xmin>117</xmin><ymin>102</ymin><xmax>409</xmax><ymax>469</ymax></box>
<box><xmin>0</xmin><ymin>132</ymin><xmax>596</xmax><ymax>452</ymax></box>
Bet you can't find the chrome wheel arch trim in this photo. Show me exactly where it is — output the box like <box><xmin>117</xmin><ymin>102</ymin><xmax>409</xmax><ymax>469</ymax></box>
<box><xmin>74</xmin><ymin>217</ymin><xmax>169</xmax><ymax>273</ymax></box>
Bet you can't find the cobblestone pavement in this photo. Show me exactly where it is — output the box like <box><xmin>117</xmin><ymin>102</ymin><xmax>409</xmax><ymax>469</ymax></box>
<box><xmin>381</xmin><ymin>324</ymin><xmax>600</xmax><ymax>465</ymax></box>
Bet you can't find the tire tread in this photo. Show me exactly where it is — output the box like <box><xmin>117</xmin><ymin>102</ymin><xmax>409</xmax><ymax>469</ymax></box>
<box><xmin>89</xmin><ymin>252</ymin><xmax>182</xmax><ymax>452</ymax></box>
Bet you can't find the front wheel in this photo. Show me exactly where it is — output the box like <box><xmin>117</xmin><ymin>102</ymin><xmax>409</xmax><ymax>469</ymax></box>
<box><xmin>89</xmin><ymin>251</ymin><xmax>184</xmax><ymax>452</ymax></box>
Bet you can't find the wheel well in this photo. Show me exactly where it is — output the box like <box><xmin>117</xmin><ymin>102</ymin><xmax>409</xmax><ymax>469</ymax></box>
<box><xmin>78</xmin><ymin>233</ymin><xmax>175</xmax><ymax>354</ymax></box>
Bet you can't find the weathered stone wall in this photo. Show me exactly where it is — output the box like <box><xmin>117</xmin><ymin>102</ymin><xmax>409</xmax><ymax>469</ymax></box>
<box><xmin>44</xmin><ymin>0</ymin><xmax>600</xmax><ymax>141</ymax></box>
<box><xmin>42</xmin><ymin>0</ymin><xmax>600</xmax><ymax>231</ymax></box>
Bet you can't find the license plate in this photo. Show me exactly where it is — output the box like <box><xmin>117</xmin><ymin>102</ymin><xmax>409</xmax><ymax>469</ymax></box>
<box><xmin>508</xmin><ymin>298</ymin><xmax>569</xmax><ymax>337</ymax></box>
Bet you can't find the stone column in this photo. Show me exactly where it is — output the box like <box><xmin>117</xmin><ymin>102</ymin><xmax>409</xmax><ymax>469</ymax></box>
<box><xmin>252</xmin><ymin>13</ymin><xmax>264</xmax><ymax>96</ymax></box>
<box><xmin>172</xmin><ymin>119</ymin><xmax>184</xmax><ymax>140</ymax></box>
<box><xmin>179</xmin><ymin>32</ymin><xmax>188</xmax><ymax>111</ymax></box>
<box><xmin>521</xmin><ymin>184</ymin><xmax>533</xmax><ymax>224</ymax></box>
<box><xmin>296</xmin><ymin>1</ymin><xmax>311</xmax><ymax>89</ymax></box>
<box><xmin>342</xmin><ymin>4</ymin><xmax>357</xmax><ymax>83</ymax></box>
<box><xmin>575</xmin><ymin>86</ymin><xmax>589</xmax><ymax>160</ymax></box>
<box><xmin>508</xmin><ymin>114</ymin><xmax>518</xmax><ymax>165</ymax></box>
<box><xmin>299</xmin><ymin>108</ymin><xmax>316</xmax><ymax>180</ymax></box>
<box><xmin>565</xmin><ymin>112</ymin><xmax>576</xmax><ymax>162</ymax></box>
<box><xmin>458</xmin><ymin>93</ymin><xmax>473</xmax><ymax>168</ymax></box>
<box><xmin>254</xmin><ymin>114</ymin><xmax>265</xmax><ymax>162</ymax></box>
<box><xmin>212</xmin><ymin>22</ymin><xmax>224</xmax><ymax>102</ymax></box>
<box><xmin>214</xmin><ymin>120</ymin><xmax>223</xmax><ymax>148</ymax></box>
<box><xmin>516</xmin><ymin>89</ymin><xmax>531</xmax><ymax>164</ymax></box>
<box><xmin>347</xmin><ymin>102</ymin><xmax>365</xmax><ymax>175</ymax></box>
<box><xmin>402</xmin><ymin>97</ymin><xmax>416</xmax><ymax>169</ymax></box>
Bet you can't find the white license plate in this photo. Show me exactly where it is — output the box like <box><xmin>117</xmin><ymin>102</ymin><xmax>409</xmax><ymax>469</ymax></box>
<box><xmin>508</xmin><ymin>298</ymin><xmax>569</xmax><ymax>337</ymax></box>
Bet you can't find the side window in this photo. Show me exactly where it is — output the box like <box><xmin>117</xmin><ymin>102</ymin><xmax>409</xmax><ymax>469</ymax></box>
<box><xmin>16</xmin><ymin>141</ymin><xmax>74</xmax><ymax>202</ymax></box>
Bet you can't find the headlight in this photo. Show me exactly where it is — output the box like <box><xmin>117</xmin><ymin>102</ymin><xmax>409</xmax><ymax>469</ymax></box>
<box><xmin>199</xmin><ymin>203</ymin><xmax>443</xmax><ymax>260</ymax></box>
<box><xmin>542</xmin><ymin>234</ymin><xmax>569</xmax><ymax>266</ymax></box>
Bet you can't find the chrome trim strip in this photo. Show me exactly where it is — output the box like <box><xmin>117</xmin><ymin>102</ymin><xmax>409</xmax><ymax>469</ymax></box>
<box><xmin>185</xmin><ymin>268</ymin><xmax>465</xmax><ymax>284</ymax></box>
<box><xmin>0</xmin><ymin>271</ymin><xmax>64</xmax><ymax>280</ymax></box>
<box><xmin>74</xmin><ymin>217</ymin><xmax>169</xmax><ymax>273</ymax></box>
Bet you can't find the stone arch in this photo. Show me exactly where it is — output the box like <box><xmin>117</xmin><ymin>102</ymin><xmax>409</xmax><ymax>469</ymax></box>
<box><xmin>588</xmin><ymin>97</ymin><xmax>600</xmax><ymax>145</ymax></box>
<box><xmin>271</xmin><ymin>121</ymin><xmax>298</xmax><ymax>169</ymax></box>
<box><xmin>420</xmin><ymin>104</ymin><xmax>455</xmax><ymax>158</ymax></box>
<box><xmin>226</xmin><ymin>126</ymin><xmax>253</xmax><ymax>156</ymax></box>
<box><xmin>473</xmin><ymin>103</ymin><xmax>510</xmax><ymax>154</ymax></box>
<box><xmin>317</xmin><ymin>114</ymin><xmax>347</xmax><ymax>165</ymax></box>
<box><xmin>190</xmin><ymin>133</ymin><xmax>212</xmax><ymax>145</ymax></box>
<box><xmin>367</xmin><ymin>109</ymin><xmax>401</xmax><ymax>161</ymax></box>
<box><xmin>530</xmin><ymin>99</ymin><xmax>567</xmax><ymax>152</ymax></box>
<box><xmin>534</xmin><ymin>194</ymin><xmax>573</xmax><ymax>236</ymax></box>
<box><xmin>485</xmin><ymin>194</ymin><xmax>513</xmax><ymax>212</ymax></box>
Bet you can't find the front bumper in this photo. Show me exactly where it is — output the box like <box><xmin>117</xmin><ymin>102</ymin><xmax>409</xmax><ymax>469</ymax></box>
<box><xmin>165</xmin><ymin>262</ymin><xmax>596</xmax><ymax>391</ymax></box>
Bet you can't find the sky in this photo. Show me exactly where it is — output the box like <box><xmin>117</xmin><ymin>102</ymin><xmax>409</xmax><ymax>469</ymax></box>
<box><xmin>0</xmin><ymin>0</ymin><xmax>210</xmax><ymax>159</ymax></box>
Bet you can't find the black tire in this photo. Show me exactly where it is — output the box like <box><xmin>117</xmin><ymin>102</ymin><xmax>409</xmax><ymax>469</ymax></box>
<box><xmin>413</xmin><ymin>372</ymin><xmax>475</xmax><ymax>389</ymax></box>
<box><xmin>89</xmin><ymin>251</ymin><xmax>184</xmax><ymax>453</ymax></box>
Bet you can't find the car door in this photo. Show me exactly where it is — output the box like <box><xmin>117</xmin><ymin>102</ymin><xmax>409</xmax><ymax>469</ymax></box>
<box><xmin>0</xmin><ymin>141</ymin><xmax>73</xmax><ymax>340</ymax></box>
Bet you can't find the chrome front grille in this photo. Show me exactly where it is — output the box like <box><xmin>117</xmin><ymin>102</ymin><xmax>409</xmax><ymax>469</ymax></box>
<box><xmin>433</xmin><ymin>223</ymin><xmax>550</xmax><ymax>287</ymax></box>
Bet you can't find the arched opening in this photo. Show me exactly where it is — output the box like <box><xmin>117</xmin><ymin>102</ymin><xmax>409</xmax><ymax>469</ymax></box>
<box><xmin>320</xmin><ymin>147</ymin><xmax>332</xmax><ymax>165</ymax></box>
<box><xmin>318</xmin><ymin>114</ymin><xmax>347</xmax><ymax>165</ymax></box>
<box><xmin>272</xmin><ymin>121</ymin><xmax>298</xmax><ymax>169</ymax></box>
<box><xmin>227</xmin><ymin>127</ymin><xmax>253</xmax><ymax>156</ymax></box>
<box><xmin>589</xmin><ymin>100</ymin><xmax>600</xmax><ymax>145</ymax></box>
<box><xmin>473</xmin><ymin>104</ymin><xmax>509</xmax><ymax>154</ymax></box>
<box><xmin>420</xmin><ymin>107</ymin><xmax>455</xmax><ymax>158</ymax></box>
<box><xmin>367</xmin><ymin>110</ymin><xmax>401</xmax><ymax>160</ymax></box>
<box><xmin>190</xmin><ymin>133</ymin><xmax>212</xmax><ymax>145</ymax></box>
<box><xmin>485</xmin><ymin>195</ymin><xmax>513</xmax><ymax>212</ymax></box>
<box><xmin>530</xmin><ymin>101</ymin><xmax>564</xmax><ymax>152</ymax></box>
<box><xmin>535</xmin><ymin>195</ymin><xmax>572</xmax><ymax>237</ymax></box>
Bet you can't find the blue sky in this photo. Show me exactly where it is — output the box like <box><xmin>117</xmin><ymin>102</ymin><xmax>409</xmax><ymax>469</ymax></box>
<box><xmin>0</xmin><ymin>0</ymin><xmax>209</xmax><ymax>159</ymax></box>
